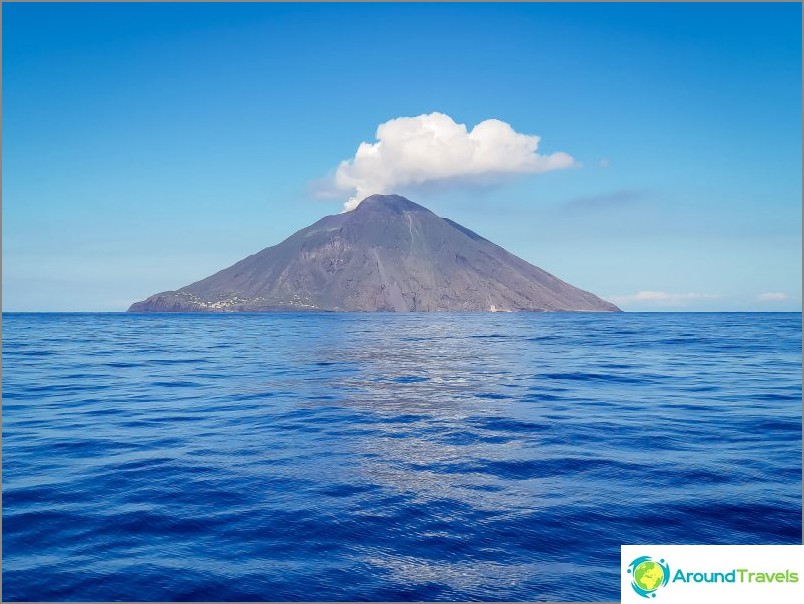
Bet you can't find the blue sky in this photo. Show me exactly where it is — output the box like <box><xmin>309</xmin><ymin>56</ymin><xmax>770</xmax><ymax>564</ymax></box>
<box><xmin>2</xmin><ymin>2</ymin><xmax>801</xmax><ymax>311</ymax></box>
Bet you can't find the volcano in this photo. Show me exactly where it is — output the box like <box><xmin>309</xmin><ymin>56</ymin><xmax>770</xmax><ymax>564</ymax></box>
<box><xmin>128</xmin><ymin>194</ymin><xmax>619</xmax><ymax>312</ymax></box>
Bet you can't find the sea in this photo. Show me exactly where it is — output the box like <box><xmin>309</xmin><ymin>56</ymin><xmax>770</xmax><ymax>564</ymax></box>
<box><xmin>2</xmin><ymin>312</ymin><xmax>801</xmax><ymax>602</ymax></box>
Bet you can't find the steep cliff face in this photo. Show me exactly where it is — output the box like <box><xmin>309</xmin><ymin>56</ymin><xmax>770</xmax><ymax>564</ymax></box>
<box><xmin>129</xmin><ymin>194</ymin><xmax>620</xmax><ymax>312</ymax></box>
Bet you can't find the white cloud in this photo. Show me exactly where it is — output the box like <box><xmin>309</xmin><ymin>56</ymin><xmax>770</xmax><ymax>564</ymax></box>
<box><xmin>327</xmin><ymin>112</ymin><xmax>576</xmax><ymax>211</ymax></box>
<box><xmin>757</xmin><ymin>292</ymin><xmax>788</xmax><ymax>302</ymax></box>
<box><xmin>599</xmin><ymin>158</ymin><xmax>610</xmax><ymax>168</ymax></box>
<box><xmin>608</xmin><ymin>291</ymin><xmax>721</xmax><ymax>306</ymax></box>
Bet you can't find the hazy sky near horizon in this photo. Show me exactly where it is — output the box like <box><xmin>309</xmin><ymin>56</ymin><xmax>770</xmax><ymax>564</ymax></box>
<box><xmin>3</xmin><ymin>2</ymin><xmax>801</xmax><ymax>312</ymax></box>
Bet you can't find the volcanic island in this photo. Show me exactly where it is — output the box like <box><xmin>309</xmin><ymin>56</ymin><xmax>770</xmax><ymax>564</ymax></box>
<box><xmin>129</xmin><ymin>194</ymin><xmax>620</xmax><ymax>313</ymax></box>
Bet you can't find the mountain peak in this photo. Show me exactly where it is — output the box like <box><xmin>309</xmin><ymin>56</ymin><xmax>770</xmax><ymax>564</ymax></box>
<box><xmin>354</xmin><ymin>194</ymin><xmax>428</xmax><ymax>214</ymax></box>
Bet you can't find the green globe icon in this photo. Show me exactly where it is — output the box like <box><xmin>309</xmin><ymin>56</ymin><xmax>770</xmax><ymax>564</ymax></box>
<box><xmin>633</xmin><ymin>561</ymin><xmax>665</xmax><ymax>592</ymax></box>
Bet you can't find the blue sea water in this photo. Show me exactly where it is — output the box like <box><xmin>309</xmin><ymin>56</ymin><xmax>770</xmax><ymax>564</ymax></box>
<box><xmin>2</xmin><ymin>312</ymin><xmax>801</xmax><ymax>602</ymax></box>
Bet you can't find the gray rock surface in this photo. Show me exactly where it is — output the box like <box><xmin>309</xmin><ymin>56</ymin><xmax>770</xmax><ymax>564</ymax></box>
<box><xmin>128</xmin><ymin>195</ymin><xmax>620</xmax><ymax>312</ymax></box>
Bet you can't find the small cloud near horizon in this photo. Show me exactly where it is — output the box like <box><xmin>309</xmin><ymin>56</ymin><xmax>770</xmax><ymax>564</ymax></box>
<box><xmin>608</xmin><ymin>291</ymin><xmax>721</xmax><ymax>306</ymax></box>
<box><xmin>756</xmin><ymin>292</ymin><xmax>789</xmax><ymax>301</ymax></box>
<box><xmin>558</xmin><ymin>188</ymin><xmax>650</xmax><ymax>212</ymax></box>
<box><xmin>317</xmin><ymin>112</ymin><xmax>576</xmax><ymax>211</ymax></box>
